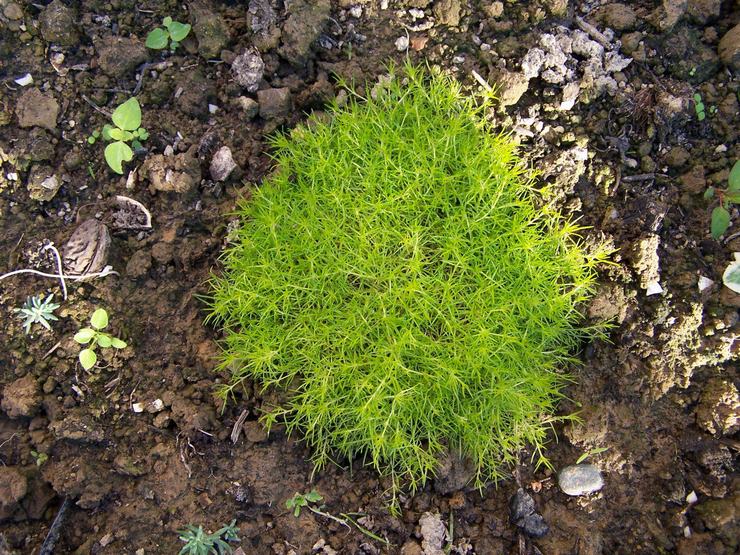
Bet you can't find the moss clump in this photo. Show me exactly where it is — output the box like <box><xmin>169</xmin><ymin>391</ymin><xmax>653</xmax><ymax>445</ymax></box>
<box><xmin>208</xmin><ymin>65</ymin><xmax>606</xmax><ymax>494</ymax></box>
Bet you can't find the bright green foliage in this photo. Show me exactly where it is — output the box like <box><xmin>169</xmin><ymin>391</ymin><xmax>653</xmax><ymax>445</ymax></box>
<box><xmin>208</xmin><ymin>65</ymin><xmax>608</xmax><ymax>495</ymax></box>
<box><xmin>14</xmin><ymin>294</ymin><xmax>60</xmax><ymax>334</ymax></box>
<box><xmin>94</xmin><ymin>98</ymin><xmax>148</xmax><ymax>174</ymax></box>
<box><xmin>74</xmin><ymin>308</ymin><xmax>127</xmax><ymax>370</ymax></box>
<box><xmin>178</xmin><ymin>520</ymin><xmax>240</xmax><ymax>555</ymax></box>
<box><xmin>706</xmin><ymin>160</ymin><xmax>740</xmax><ymax>239</ymax></box>
<box><xmin>146</xmin><ymin>16</ymin><xmax>191</xmax><ymax>52</ymax></box>
<box><xmin>693</xmin><ymin>93</ymin><xmax>706</xmax><ymax>121</ymax></box>
<box><xmin>286</xmin><ymin>489</ymin><xmax>323</xmax><ymax>517</ymax></box>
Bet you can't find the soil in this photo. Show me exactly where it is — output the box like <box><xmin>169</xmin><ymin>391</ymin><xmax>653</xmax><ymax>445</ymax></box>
<box><xmin>0</xmin><ymin>1</ymin><xmax>738</xmax><ymax>554</ymax></box>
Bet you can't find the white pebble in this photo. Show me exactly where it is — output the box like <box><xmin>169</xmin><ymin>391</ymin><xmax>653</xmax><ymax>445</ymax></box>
<box><xmin>646</xmin><ymin>281</ymin><xmax>663</xmax><ymax>296</ymax></box>
<box><xmin>208</xmin><ymin>103</ymin><xmax>219</xmax><ymax>114</ymax></box>
<box><xmin>14</xmin><ymin>73</ymin><xmax>33</xmax><ymax>86</ymax></box>
<box><xmin>697</xmin><ymin>276</ymin><xmax>714</xmax><ymax>292</ymax></box>
<box><xmin>132</xmin><ymin>402</ymin><xmax>144</xmax><ymax>413</ymax></box>
<box><xmin>349</xmin><ymin>5</ymin><xmax>362</xmax><ymax>17</ymax></box>
<box><xmin>395</xmin><ymin>36</ymin><xmax>409</xmax><ymax>51</ymax></box>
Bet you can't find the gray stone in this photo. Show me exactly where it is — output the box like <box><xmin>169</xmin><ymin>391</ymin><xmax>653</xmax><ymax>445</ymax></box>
<box><xmin>1</xmin><ymin>375</ymin><xmax>41</xmax><ymax>418</ymax></box>
<box><xmin>509</xmin><ymin>488</ymin><xmax>549</xmax><ymax>538</ymax></box>
<box><xmin>558</xmin><ymin>464</ymin><xmax>605</xmax><ymax>496</ymax></box>
<box><xmin>433</xmin><ymin>452</ymin><xmax>475</xmax><ymax>494</ymax></box>
<box><xmin>231</xmin><ymin>48</ymin><xmax>264</xmax><ymax>92</ymax></box>
<box><xmin>191</xmin><ymin>1</ymin><xmax>230</xmax><ymax>59</ymax></box>
<box><xmin>16</xmin><ymin>88</ymin><xmax>59</xmax><ymax>130</ymax></box>
<box><xmin>719</xmin><ymin>23</ymin><xmax>740</xmax><ymax>73</ymax></box>
<box><xmin>210</xmin><ymin>146</ymin><xmax>237</xmax><ymax>182</ymax></box>
<box><xmin>38</xmin><ymin>0</ymin><xmax>79</xmax><ymax>46</ymax></box>
<box><xmin>235</xmin><ymin>96</ymin><xmax>259</xmax><ymax>119</ymax></box>
<box><xmin>257</xmin><ymin>87</ymin><xmax>292</xmax><ymax>119</ymax></box>
<box><xmin>96</xmin><ymin>36</ymin><xmax>148</xmax><ymax>77</ymax></box>
<box><xmin>27</xmin><ymin>165</ymin><xmax>61</xmax><ymax>202</ymax></box>
<box><xmin>278</xmin><ymin>0</ymin><xmax>331</xmax><ymax>67</ymax></box>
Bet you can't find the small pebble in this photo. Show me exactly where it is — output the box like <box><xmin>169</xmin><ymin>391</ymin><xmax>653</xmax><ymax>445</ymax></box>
<box><xmin>349</xmin><ymin>5</ymin><xmax>362</xmax><ymax>18</ymax></box>
<box><xmin>558</xmin><ymin>464</ymin><xmax>604</xmax><ymax>496</ymax></box>
<box><xmin>15</xmin><ymin>73</ymin><xmax>33</xmax><ymax>86</ymax></box>
<box><xmin>395</xmin><ymin>36</ymin><xmax>409</xmax><ymax>51</ymax></box>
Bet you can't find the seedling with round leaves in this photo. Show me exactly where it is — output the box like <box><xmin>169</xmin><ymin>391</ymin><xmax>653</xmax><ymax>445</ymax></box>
<box><xmin>146</xmin><ymin>16</ymin><xmax>191</xmax><ymax>52</ymax></box>
<box><xmin>705</xmin><ymin>160</ymin><xmax>740</xmax><ymax>239</ymax></box>
<box><xmin>285</xmin><ymin>489</ymin><xmax>323</xmax><ymax>517</ymax></box>
<box><xmin>74</xmin><ymin>308</ymin><xmax>127</xmax><ymax>370</ymax></box>
<box><xmin>91</xmin><ymin>98</ymin><xmax>148</xmax><ymax>174</ymax></box>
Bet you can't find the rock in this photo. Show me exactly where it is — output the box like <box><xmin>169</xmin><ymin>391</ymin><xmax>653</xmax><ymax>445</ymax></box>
<box><xmin>594</xmin><ymin>3</ymin><xmax>637</xmax><ymax>31</ymax></box>
<box><xmin>113</xmin><ymin>455</ymin><xmax>148</xmax><ymax>477</ymax></box>
<box><xmin>696</xmin><ymin>379</ymin><xmax>739</xmax><ymax>436</ymax></box>
<box><xmin>176</xmin><ymin>68</ymin><xmax>216</xmax><ymax>120</ymax></box>
<box><xmin>509</xmin><ymin>488</ymin><xmax>549</xmax><ymax>538</ymax></box>
<box><xmin>48</xmin><ymin>410</ymin><xmax>105</xmax><ymax>443</ymax></box>
<box><xmin>558</xmin><ymin>464</ymin><xmax>605</xmax><ymax>496</ymax></box>
<box><xmin>247</xmin><ymin>0</ymin><xmax>280</xmax><ymax>50</ymax></box>
<box><xmin>190</xmin><ymin>1</ymin><xmax>230</xmax><ymax>59</ymax></box>
<box><xmin>126</xmin><ymin>249</ymin><xmax>152</xmax><ymax>279</ymax></box>
<box><xmin>231</xmin><ymin>48</ymin><xmax>264</xmax><ymax>93</ymax></box>
<box><xmin>719</xmin><ymin>286</ymin><xmax>740</xmax><ymax>308</ymax></box>
<box><xmin>419</xmin><ymin>513</ymin><xmax>446</xmax><ymax>555</ymax></box>
<box><xmin>400</xmin><ymin>541</ymin><xmax>423</xmax><ymax>555</ymax></box>
<box><xmin>141</xmin><ymin>147</ymin><xmax>201</xmax><ymax>193</ymax></box>
<box><xmin>210</xmin><ymin>146</ymin><xmax>238</xmax><ymax>181</ymax></box>
<box><xmin>629</xmin><ymin>234</ymin><xmax>661</xmax><ymax>290</ymax></box>
<box><xmin>490</xmin><ymin>69</ymin><xmax>529</xmax><ymax>107</ymax></box>
<box><xmin>95</xmin><ymin>36</ymin><xmax>148</xmax><ymax>77</ymax></box>
<box><xmin>4</xmin><ymin>3</ymin><xmax>23</xmax><ymax>20</ymax></box>
<box><xmin>38</xmin><ymin>0</ymin><xmax>79</xmax><ymax>46</ymax></box>
<box><xmin>664</xmin><ymin>146</ymin><xmax>690</xmax><ymax>168</ymax></box>
<box><xmin>433</xmin><ymin>0</ymin><xmax>462</xmax><ymax>26</ymax></box>
<box><xmin>235</xmin><ymin>96</ymin><xmax>259</xmax><ymax>119</ymax></box>
<box><xmin>719</xmin><ymin>23</ymin><xmax>740</xmax><ymax>72</ymax></box>
<box><xmin>62</xmin><ymin>219</ymin><xmax>111</xmax><ymax>278</ymax></box>
<box><xmin>170</xmin><ymin>398</ymin><xmax>218</xmax><ymax>433</ymax></box>
<box><xmin>16</xmin><ymin>88</ymin><xmax>59</xmax><ymax>131</ymax></box>
<box><xmin>0</xmin><ymin>467</ymin><xmax>27</xmax><ymax>520</ymax></box>
<box><xmin>687</xmin><ymin>0</ymin><xmax>721</xmax><ymax>24</ymax></box>
<box><xmin>664</xmin><ymin>27</ymin><xmax>720</xmax><ymax>83</ymax></box>
<box><xmin>680</xmin><ymin>165</ymin><xmax>705</xmax><ymax>194</ymax></box>
<box><xmin>244</xmin><ymin>421</ymin><xmax>268</xmax><ymax>443</ymax></box>
<box><xmin>278</xmin><ymin>0</ymin><xmax>331</xmax><ymax>67</ymax></box>
<box><xmin>650</xmin><ymin>0</ymin><xmax>687</xmax><ymax>32</ymax></box>
<box><xmin>27</xmin><ymin>165</ymin><xmax>61</xmax><ymax>202</ymax></box>
<box><xmin>433</xmin><ymin>452</ymin><xmax>475</xmax><ymax>494</ymax></box>
<box><xmin>257</xmin><ymin>87</ymin><xmax>292</xmax><ymax>119</ymax></box>
<box><xmin>1</xmin><ymin>375</ymin><xmax>41</xmax><ymax>418</ymax></box>
<box><xmin>692</xmin><ymin>496</ymin><xmax>738</xmax><ymax>547</ymax></box>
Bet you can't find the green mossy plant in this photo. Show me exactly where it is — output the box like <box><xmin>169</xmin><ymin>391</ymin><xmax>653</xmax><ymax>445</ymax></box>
<box><xmin>208</xmin><ymin>65</ymin><xmax>608</xmax><ymax>497</ymax></box>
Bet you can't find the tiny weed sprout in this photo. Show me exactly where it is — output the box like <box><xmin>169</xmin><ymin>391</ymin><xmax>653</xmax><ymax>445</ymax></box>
<box><xmin>705</xmin><ymin>160</ymin><xmax>740</xmax><ymax>239</ymax></box>
<box><xmin>723</xmin><ymin>253</ymin><xmax>740</xmax><ymax>294</ymax></box>
<box><xmin>74</xmin><ymin>308</ymin><xmax>127</xmax><ymax>370</ymax></box>
<box><xmin>95</xmin><ymin>98</ymin><xmax>148</xmax><ymax>174</ymax></box>
<box><xmin>30</xmin><ymin>450</ymin><xmax>48</xmax><ymax>466</ymax></box>
<box><xmin>575</xmin><ymin>447</ymin><xmax>609</xmax><ymax>465</ymax></box>
<box><xmin>286</xmin><ymin>490</ymin><xmax>323</xmax><ymax>517</ymax></box>
<box><xmin>146</xmin><ymin>16</ymin><xmax>191</xmax><ymax>52</ymax></box>
<box><xmin>208</xmin><ymin>64</ymin><xmax>608</xmax><ymax>500</ymax></box>
<box><xmin>14</xmin><ymin>294</ymin><xmax>60</xmax><ymax>334</ymax></box>
<box><xmin>178</xmin><ymin>520</ymin><xmax>240</xmax><ymax>555</ymax></box>
<box><xmin>693</xmin><ymin>93</ymin><xmax>706</xmax><ymax>121</ymax></box>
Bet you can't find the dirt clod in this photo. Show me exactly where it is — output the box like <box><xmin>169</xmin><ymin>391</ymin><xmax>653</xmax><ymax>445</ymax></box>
<box><xmin>1</xmin><ymin>375</ymin><xmax>42</xmax><ymax>419</ymax></box>
<box><xmin>38</xmin><ymin>0</ymin><xmax>79</xmax><ymax>46</ymax></box>
<box><xmin>15</xmin><ymin>89</ymin><xmax>59</xmax><ymax>131</ymax></box>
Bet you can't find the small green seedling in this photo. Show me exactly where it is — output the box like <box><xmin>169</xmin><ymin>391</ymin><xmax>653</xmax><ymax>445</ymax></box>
<box><xmin>286</xmin><ymin>489</ymin><xmax>322</xmax><ymax>517</ymax></box>
<box><xmin>705</xmin><ymin>160</ymin><xmax>740</xmax><ymax>239</ymax></box>
<box><xmin>94</xmin><ymin>98</ymin><xmax>148</xmax><ymax>174</ymax></box>
<box><xmin>178</xmin><ymin>520</ymin><xmax>240</xmax><ymax>555</ymax></box>
<box><xmin>723</xmin><ymin>253</ymin><xmax>740</xmax><ymax>294</ymax></box>
<box><xmin>693</xmin><ymin>93</ymin><xmax>706</xmax><ymax>121</ymax></box>
<box><xmin>73</xmin><ymin>308</ymin><xmax>127</xmax><ymax>370</ymax></box>
<box><xmin>14</xmin><ymin>294</ymin><xmax>60</xmax><ymax>334</ymax></box>
<box><xmin>146</xmin><ymin>16</ymin><xmax>191</xmax><ymax>52</ymax></box>
<box><xmin>575</xmin><ymin>447</ymin><xmax>609</xmax><ymax>465</ymax></box>
<box><xmin>30</xmin><ymin>450</ymin><xmax>48</xmax><ymax>466</ymax></box>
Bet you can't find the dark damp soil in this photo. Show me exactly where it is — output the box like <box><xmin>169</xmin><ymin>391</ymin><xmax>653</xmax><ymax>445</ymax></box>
<box><xmin>0</xmin><ymin>1</ymin><xmax>738</xmax><ymax>554</ymax></box>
